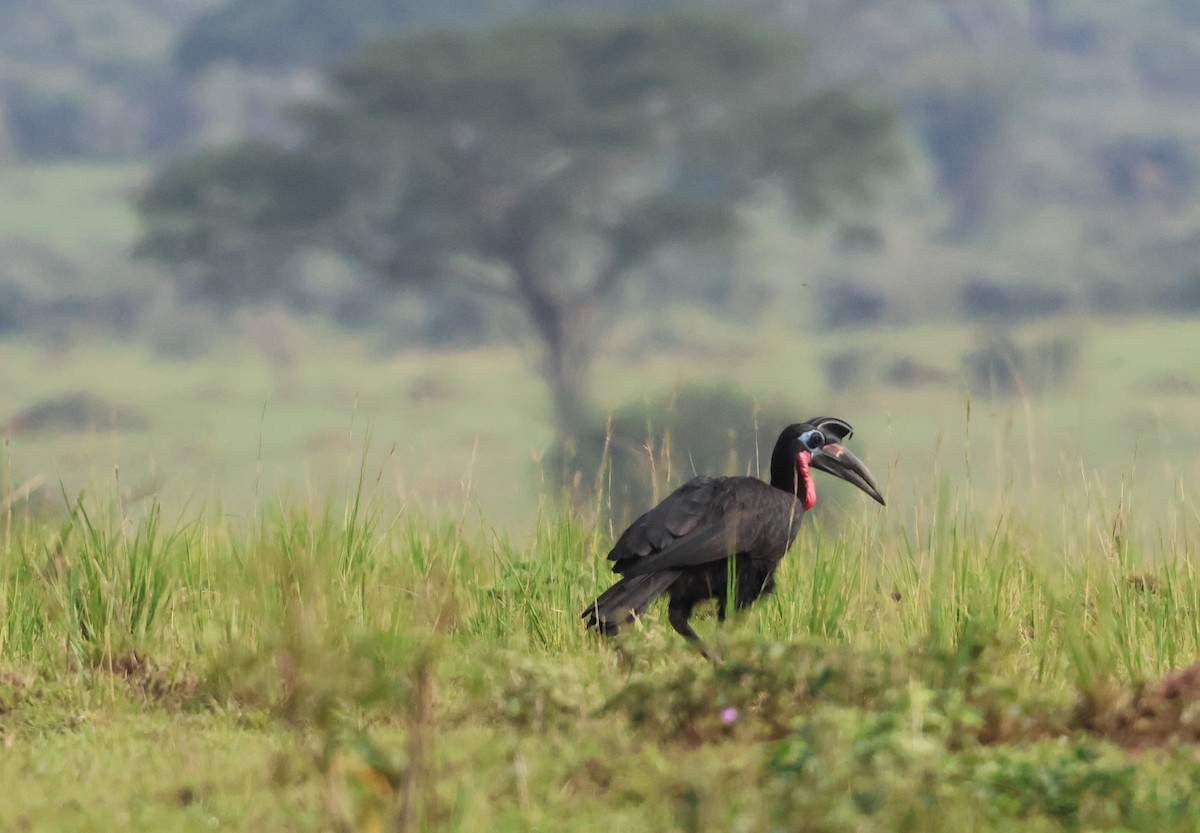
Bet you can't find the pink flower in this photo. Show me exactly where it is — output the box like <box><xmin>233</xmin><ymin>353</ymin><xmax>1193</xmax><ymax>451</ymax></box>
<box><xmin>720</xmin><ymin>707</ymin><xmax>738</xmax><ymax>725</ymax></box>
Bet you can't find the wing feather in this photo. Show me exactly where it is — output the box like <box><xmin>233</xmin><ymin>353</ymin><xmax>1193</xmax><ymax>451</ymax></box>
<box><xmin>608</xmin><ymin>476</ymin><xmax>720</xmax><ymax>563</ymax></box>
<box><xmin>607</xmin><ymin>476</ymin><xmax>793</xmax><ymax>576</ymax></box>
<box><xmin>620</xmin><ymin>524</ymin><xmax>736</xmax><ymax>576</ymax></box>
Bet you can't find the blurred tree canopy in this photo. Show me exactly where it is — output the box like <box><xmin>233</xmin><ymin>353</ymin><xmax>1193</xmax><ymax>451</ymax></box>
<box><xmin>175</xmin><ymin>0</ymin><xmax>453</xmax><ymax>73</ymax></box>
<box><xmin>138</xmin><ymin>14</ymin><xmax>901</xmax><ymax>439</ymax></box>
<box><xmin>172</xmin><ymin>0</ymin><xmax>687</xmax><ymax>74</ymax></box>
<box><xmin>136</xmin><ymin>140</ymin><xmax>351</xmax><ymax>303</ymax></box>
<box><xmin>0</xmin><ymin>0</ymin><xmax>209</xmax><ymax>157</ymax></box>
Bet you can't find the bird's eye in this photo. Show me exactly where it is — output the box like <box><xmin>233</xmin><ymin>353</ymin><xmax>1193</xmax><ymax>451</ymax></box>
<box><xmin>802</xmin><ymin>430</ymin><xmax>825</xmax><ymax>451</ymax></box>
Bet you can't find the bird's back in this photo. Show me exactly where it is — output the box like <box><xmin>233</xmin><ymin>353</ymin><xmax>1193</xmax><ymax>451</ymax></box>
<box><xmin>607</xmin><ymin>475</ymin><xmax>802</xmax><ymax>575</ymax></box>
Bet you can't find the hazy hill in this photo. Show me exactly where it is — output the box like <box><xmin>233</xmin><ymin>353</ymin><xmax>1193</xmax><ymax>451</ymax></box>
<box><xmin>4</xmin><ymin>0</ymin><xmax>1200</xmax><ymax>338</ymax></box>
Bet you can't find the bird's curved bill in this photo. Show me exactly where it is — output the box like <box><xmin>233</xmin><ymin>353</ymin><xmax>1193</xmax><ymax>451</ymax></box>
<box><xmin>810</xmin><ymin>443</ymin><xmax>886</xmax><ymax>505</ymax></box>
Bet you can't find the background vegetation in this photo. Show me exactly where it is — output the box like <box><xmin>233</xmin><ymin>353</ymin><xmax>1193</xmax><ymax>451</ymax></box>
<box><xmin>6</xmin><ymin>0</ymin><xmax>1200</xmax><ymax>830</ymax></box>
<box><xmin>4</xmin><ymin>481</ymin><xmax>1200</xmax><ymax>831</ymax></box>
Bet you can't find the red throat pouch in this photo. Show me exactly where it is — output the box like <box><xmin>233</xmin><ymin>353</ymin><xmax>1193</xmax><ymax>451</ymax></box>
<box><xmin>797</xmin><ymin>450</ymin><xmax>816</xmax><ymax>511</ymax></box>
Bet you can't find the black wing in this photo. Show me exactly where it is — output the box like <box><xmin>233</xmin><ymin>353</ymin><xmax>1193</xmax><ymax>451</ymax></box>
<box><xmin>607</xmin><ymin>476</ymin><xmax>797</xmax><ymax>577</ymax></box>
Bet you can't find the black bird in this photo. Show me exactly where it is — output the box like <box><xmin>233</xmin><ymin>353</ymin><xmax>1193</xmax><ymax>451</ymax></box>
<box><xmin>582</xmin><ymin>417</ymin><xmax>885</xmax><ymax>659</ymax></box>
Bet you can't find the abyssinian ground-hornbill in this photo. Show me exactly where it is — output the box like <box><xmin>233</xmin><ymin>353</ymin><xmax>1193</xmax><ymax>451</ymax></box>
<box><xmin>582</xmin><ymin>417</ymin><xmax>885</xmax><ymax>659</ymax></box>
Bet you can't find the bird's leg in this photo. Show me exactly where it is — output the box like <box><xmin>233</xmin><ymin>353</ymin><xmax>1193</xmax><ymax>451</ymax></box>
<box><xmin>668</xmin><ymin>598</ymin><xmax>723</xmax><ymax>664</ymax></box>
<box><xmin>717</xmin><ymin>558</ymin><xmax>734</xmax><ymax>623</ymax></box>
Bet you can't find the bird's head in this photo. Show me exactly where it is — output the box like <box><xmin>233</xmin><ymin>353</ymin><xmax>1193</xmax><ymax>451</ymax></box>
<box><xmin>770</xmin><ymin>417</ymin><xmax>886</xmax><ymax>510</ymax></box>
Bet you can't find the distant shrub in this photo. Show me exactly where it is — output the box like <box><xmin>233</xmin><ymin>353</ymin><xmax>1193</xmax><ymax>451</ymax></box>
<box><xmin>145</xmin><ymin>303</ymin><xmax>220</xmax><ymax>359</ymax></box>
<box><xmin>964</xmin><ymin>332</ymin><xmax>1022</xmax><ymax>394</ymax></box>
<box><xmin>237</xmin><ymin>305</ymin><xmax>304</xmax><ymax>369</ymax></box>
<box><xmin>1088</xmin><ymin>279</ymin><xmax>1139</xmax><ymax>315</ymax></box>
<box><xmin>820</xmin><ymin>281</ymin><xmax>888</xmax><ymax>329</ymax></box>
<box><xmin>1152</xmin><ymin>273</ymin><xmax>1200</xmax><ymax>315</ymax></box>
<box><xmin>960</xmin><ymin>279</ymin><xmax>1070</xmax><ymax>322</ymax></box>
<box><xmin>5</xmin><ymin>86</ymin><xmax>90</xmax><ymax>158</ymax></box>
<box><xmin>0</xmin><ymin>241</ymin><xmax>161</xmax><ymax>338</ymax></box>
<box><xmin>885</xmin><ymin>357</ymin><xmax>950</xmax><ymax>388</ymax></box>
<box><xmin>1141</xmin><ymin>373</ymin><xmax>1200</xmax><ymax>396</ymax></box>
<box><xmin>909</xmin><ymin>79</ymin><xmax>1009</xmax><ymax>235</ymax></box>
<box><xmin>1032</xmin><ymin>336</ymin><xmax>1080</xmax><ymax>388</ymax></box>
<box><xmin>421</xmin><ymin>290</ymin><xmax>491</xmax><ymax>348</ymax></box>
<box><xmin>962</xmin><ymin>331</ymin><xmax>1080</xmax><ymax>396</ymax></box>
<box><xmin>6</xmin><ymin>392</ymin><xmax>150</xmax><ymax>435</ymax></box>
<box><xmin>823</xmin><ymin>349</ymin><xmax>869</xmax><ymax>391</ymax></box>
<box><xmin>0</xmin><ymin>284</ymin><xmax>30</xmax><ymax>334</ymax></box>
<box><xmin>1100</xmin><ymin>136</ymin><xmax>1192</xmax><ymax>203</ymax></box>
<box><xmin>550</xmin><ymin>384</ymin><xmax>797</xmax><ymax>529</ymax></box>
<box><xmin>833</xmin><ymin>223</ymin><xmax>885</xmax><ymax>254</ymax></box>
<box><xmin>1135</xmin><ymin>32</ymin><xmax>1200</xmax><ymax>97</ymax></box>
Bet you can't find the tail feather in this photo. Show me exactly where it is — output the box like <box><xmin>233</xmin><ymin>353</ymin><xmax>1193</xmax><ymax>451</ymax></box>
<box><xmin>582</xmin><ymin>571</ymin><xmax>681</xmax><ymax>636</ymax></box>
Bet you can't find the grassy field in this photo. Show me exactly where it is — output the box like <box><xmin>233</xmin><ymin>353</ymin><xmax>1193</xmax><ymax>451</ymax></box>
<box><xmin>4</xmin><ymin>311</ymin><xmax>1200</xmax><ymax>532</ymax></box>
<box><xmin>4</xmin><ymin>478</ymin><xmax>1200</xmax><ymax>831</ymax></box>
<box><xmin>3</xmin><ymin>320</ymin><xmax>1200</xmax><ymax>830</ymax></box>
<box><xmin>6</xmin><ymin>161</ymin><xmax>1200</xmax><ymax>830</ymax></box>
<box><xmin>0</xmin><ymin>162</ymin><xmax>144</xmax><ymax>249</ymax></box>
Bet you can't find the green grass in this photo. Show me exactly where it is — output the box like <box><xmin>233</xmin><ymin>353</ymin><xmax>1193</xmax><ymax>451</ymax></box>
<box><xmin>4</xmin><ymin>179</ymin><xmax>1200</xmax><ymax>826</ymax></box>
<box><xmin>1</xmin><ymin>318</ymin><xmax>1199</xmax><ymax>829</ymax></box>
<box><xmin>5</xmin><ymin>312</ymin><xmax>1200</xmax><ymax>533</ymax></box>
<box><xmin>0</xmin><ymin>162</ymin><xmax>144</xmax><ymax>248</ymax></box>
<box><xmin>3</xmin><ymin>479</ymin><xmax>1200</xmax><ymax>830</ymax></box>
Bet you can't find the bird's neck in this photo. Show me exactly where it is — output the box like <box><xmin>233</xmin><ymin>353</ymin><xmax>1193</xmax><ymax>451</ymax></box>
<box><xmin>769</xmin><ymin>460</ymin><xmax>794</xmax><ymax>493</ymax></box>
<box><xmin>770</xmin><ymin>451</ymin><xmax>816</xmax><ymax>510</ymax></box>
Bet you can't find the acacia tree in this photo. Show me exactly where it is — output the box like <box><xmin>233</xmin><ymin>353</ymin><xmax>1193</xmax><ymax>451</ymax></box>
<box><xmin>138</xmin><ymin>14</ymin><xmax>901</xmax><ymax>440</ymax></box>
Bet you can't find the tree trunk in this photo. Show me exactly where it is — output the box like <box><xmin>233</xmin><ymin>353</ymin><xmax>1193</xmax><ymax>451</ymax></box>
<box><xmin>499</xmin><ymin>235</ymin><xmax>600</xmax><ymax>450</ymax></box>
<box><xmin>532</xmin><ymin>294</ymin><xmax>595</xmax><ymax>447</ymax></box>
